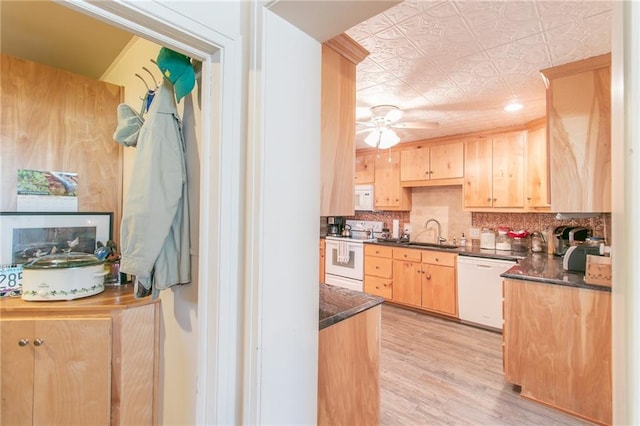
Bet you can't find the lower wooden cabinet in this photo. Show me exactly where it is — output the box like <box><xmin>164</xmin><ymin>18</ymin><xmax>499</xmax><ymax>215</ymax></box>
<box><xmin>0</xmin><ymin>289</ymin><xmax>160</xmax><ymax>425</ymax></box>
<box><xmin>319</xmin><ymin>239</ymin><xmax>325</xmax><ymax>284</ymax></box>
<box><xmin>364</xmin><ymin>244</ymin><xmax>458</xmax><ymax>317</ymax></box>
<box><xmin>364</xmin><ymin>244</ymin><xmax>393</xmax><ymax>299</ymax></box>
<box><xmin>503</xmin><ymin>278</ymin><xmax>611</xmax><ymax>425</ymax></box>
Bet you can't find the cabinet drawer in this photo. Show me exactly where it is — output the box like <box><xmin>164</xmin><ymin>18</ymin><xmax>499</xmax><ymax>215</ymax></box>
<box><xmin>393</xmin><ymin>247</ymin><xmax>422</xmax><ymax>262</ymax></box>
<box><xmin>421</xmin><ymin>251</ymin><xmax>456</xmax><ymax>267</ymax></box>
<box><xmin>364</xmin><ymin>244</ymin><xmax>393</xmax><ymax>258</ymax></box>
<box><xmin>365</xmin><ymin>257</ymin><xmax>392</xmax><ymax>278</ymax></box>
<box><xmin>364</xmin><ymin>276</ymin><xmax>392</xmax><ymax>299</ymax></box>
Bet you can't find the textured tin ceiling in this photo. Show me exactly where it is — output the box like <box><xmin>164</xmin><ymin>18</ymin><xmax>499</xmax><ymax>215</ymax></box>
<box><xmin>347</xmin><ymin>0</ymin><xmax>612</xmax><ymax>148</ymax></box>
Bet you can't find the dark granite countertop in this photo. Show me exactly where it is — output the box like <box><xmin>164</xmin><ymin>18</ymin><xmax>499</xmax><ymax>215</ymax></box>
<box><xmin>319</xmin><ymin>283</ymin><xmax>384</xmax><ymax>330</ymax></box>
<box><xmin>365</xmin><ymin>240</ymin><xmax>527</xmax><ymax>260</ymax></box>
<box><xmin>500</xmin><ymin>253</ymin><xmax>611</xmax><ymax>292</ymax></box>
<box><xmin>364</xmin><ymin>240</ymin><xmax>610</xmax><ymax>292</ymax></box>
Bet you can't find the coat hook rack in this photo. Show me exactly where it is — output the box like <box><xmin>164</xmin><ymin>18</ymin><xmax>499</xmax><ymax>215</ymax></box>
<box><xmin>142</xmin><ymin>66</ymin><xmax>159</xmax><ymax>89</ymax></box>
<box><xmin>134</xmin><ymin>73</ymin><xmax>150</xmax><ymax>91</ymax></box>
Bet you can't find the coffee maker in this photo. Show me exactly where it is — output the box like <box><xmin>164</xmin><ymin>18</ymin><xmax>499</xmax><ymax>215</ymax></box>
<box><xmin>553</xmin><ymin>226</ymin><xmax>592</xmax><ymax>256</ymax></box>
<box><xmin>327</xmin><ymin>216</ymin><xmax>345</xmax><ymax>236</ymax></box>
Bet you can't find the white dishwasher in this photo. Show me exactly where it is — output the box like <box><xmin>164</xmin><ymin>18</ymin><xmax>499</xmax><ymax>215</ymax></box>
<box><xmin>457</xmin><ymin>256</ymin><xmax>516</xmax><ymax>330</ymax></box>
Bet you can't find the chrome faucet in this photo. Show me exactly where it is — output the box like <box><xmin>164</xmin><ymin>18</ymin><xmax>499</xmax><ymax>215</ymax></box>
<box><xmin>425</xmin><ymin>219</ymin><xmax>447</xmax><ymax>245</ymax></box>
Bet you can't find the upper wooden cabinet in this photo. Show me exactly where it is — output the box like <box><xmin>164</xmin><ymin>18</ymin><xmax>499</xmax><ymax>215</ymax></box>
<box><xmin>355</xmin><ymin>152</ymin><xmax>376</xmax><ymax>184</ymax></box>
<box><xmin>401</xmin><ymin>141</ymin><xmax>464</xmax><ymax>183</ymax></box>
<box><xmin>541</xmin><ymin>53</ymin><xmax>611</xmax><ymax>212</ymax></box>
<box><xmin>464</xmin><ymin>131</ymin><xmax>525</xmax><ymax>209</ymax></box>
<box><xmin>525</xmin><ymin>121</ymin><xmax>551</xmax><ymax>209</ymax></box>
<box><xmin>374</xmin><ymin>151</ymin><xmax>411</xmax><ymax>211</ymax></box>
<box><xmin>320</xmin><ymin>35</ymin><xmax>369</xmax><ymax>216</ymax></box>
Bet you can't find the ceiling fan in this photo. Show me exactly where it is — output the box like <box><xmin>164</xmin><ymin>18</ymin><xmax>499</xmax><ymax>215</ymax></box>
<box><xmin>357</xmin><ymin>105</ymin><xmax>439</xmax><ymax>149</ymax></box>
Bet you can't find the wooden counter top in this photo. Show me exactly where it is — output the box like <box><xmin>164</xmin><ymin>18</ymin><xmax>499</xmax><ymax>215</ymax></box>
<box><xmin>0</xmin><ymin>285</ymin><xmax>158</xmax><ymax>314</ymax></box>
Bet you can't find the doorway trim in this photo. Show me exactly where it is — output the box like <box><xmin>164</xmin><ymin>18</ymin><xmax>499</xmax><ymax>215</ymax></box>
<box><xmin>59</xmin><ymin>1</ymin><xmax>245</xmax><ymax>424</ymax></box>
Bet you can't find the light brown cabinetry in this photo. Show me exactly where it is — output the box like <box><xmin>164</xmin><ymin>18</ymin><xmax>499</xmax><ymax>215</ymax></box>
<box><xmin>0</xmin><ymin>289</ymin><xmax>160</xmax><ymax>425</ymax></box>
<box><xmin>541</xmin><ymin>53</ymin><xmax>611</xmax><ymax>212</ymax></box>
<box><xmin>525</xmin><ymin>121</ymin><xmax>550</xmax><ymax>209</ymax></box>
<box><xmin>400</xmin><ymin>142</ymin><xmax>464</xmax><ymax>184</ymax></box>
<box><xmin>503</xmin><ymin>278</ymin><xmax>611</xmax><ymax>425</ymax></box>
<box><xmin>392</xmin><ymin>248</ymin><xmax>423</xmax><ymax>307</ymax></box>
<box><xmin>355</xmin><ymin>152</ymin><xmax>376</xmax><ymax>184</ymax></box>
<box><xmin>382</xmin><ymin>247</ymin><xmax>457</xmax><ymax>317</ymax></box>
<box><xmin>374</xmin><ymin>151</ymin><xmax>411</xmax><ymax>211</ymax></box>
<box><xmin>464</xmin><ymin>132</ymin><xmax>525</xmax><ymax>209</ymax></box>
<box><xmin>320</xmin><ymin>35</ymin><xmax>369</xmax><ymax>216</ymax></box>
<box><xmin>1</xmin><ymin>318</ymin><xmax>112</xmax><ymax>425</ymax></box>
<box><xmin>364</xmin><ymin>245</ymin><xmax>393</xmax><ymax>299</ymax></box>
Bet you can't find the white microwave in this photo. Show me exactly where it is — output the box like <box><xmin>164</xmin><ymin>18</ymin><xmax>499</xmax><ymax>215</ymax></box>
<box><xmin>354</xmin><ymin>184</ymin><xmax>375</xmax><ymax>211</ymax></box>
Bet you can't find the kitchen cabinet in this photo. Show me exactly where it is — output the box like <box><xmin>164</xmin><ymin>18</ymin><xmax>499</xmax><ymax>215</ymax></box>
<box><xmin>364</xmin><ymin>244</ymin><xmax>393</xmax><ymax>299</ymax></box>
<box><xmin>390</xmin><ymin>247</ymin><xmax>458</xmax><ymax>317</ymax></box>
<box><xmin>503</xmin><ymin>278</ymin><xmax>611</xmax><ymax>425</ymax></box>
<box><xmin>0</xmin><ymin>289</ymin><xmax>160</xmax><ymax>425</ymax></box>
<box><xmin>541</xmin><ymin>53</ymin><xmax>611</xmax><ymax>213</ymax></box>
<box><xmin>355</xmin><ymin>152</ymin><xmax>376</xmax><ymax>184</ymax></box>
<box><xmin>420</xmin><ymin>251</ymin><xmax>457</xmax><ymax>316</ymax></box>
<box><xmin>400</xmin><ymin>141</ymin><xmax>464</xmax><ymax>184</ymax></box>
<box><xmin>374</xmin><ymin>151</ymin><xmax>411</xmax><ymax>211</ymax></box>
<box><xmin>525</xmin><ymin>121</ymin><xmax>551</xmax><ymax>209</ymax></box>
<box><xmin>464</xmin><ymin>131</ymin><xmax>525</xmax><ymax>209</ymax></box>
<box><xmin>392</xmin><ymin>248</ymin><xmax>423</xmax><ymax>307</ymax></box>
<box><xmin>319</xmin><ymin>239</ymin><xmax>325</xmax><ymax>283</ymax></box>
<box><xmin>1</xmin><ymin>318</ymin><xmax>112</xmax><ymax>425</ymax></box>
<box><xmin>320</xmin><ymin>34</ymin><xmax>369</xmax><ymax>216</ymax></box>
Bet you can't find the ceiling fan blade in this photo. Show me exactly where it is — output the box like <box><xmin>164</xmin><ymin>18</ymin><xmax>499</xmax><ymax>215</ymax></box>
<box><xmin>391</xmin><ymin>121</ymin><xmax>439</xmax><ymax>130</ymax></box>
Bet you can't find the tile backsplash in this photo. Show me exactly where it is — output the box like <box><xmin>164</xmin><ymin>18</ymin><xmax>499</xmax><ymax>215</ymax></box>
<box><xmin>352</xmin><ymin>185</ymin><xmax>612</xmax><ymax>244</ymax></box>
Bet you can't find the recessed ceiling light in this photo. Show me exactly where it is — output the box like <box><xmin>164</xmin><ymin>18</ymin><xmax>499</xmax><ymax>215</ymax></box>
<box><xmin>504</xmin><ymin>101</ymin><xmax>524</xmax><ymax>112</ymax></box>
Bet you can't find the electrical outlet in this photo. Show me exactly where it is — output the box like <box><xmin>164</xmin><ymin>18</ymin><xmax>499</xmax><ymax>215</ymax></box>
<box><xmin>404</xmin><ymin>224</ymin><xmax>412</xmax><ymax>234</ymax></box>
<box><xmin>469</xmin><ymin>227</ymin><xmax>481</xmax><ymax>239</ymax></box>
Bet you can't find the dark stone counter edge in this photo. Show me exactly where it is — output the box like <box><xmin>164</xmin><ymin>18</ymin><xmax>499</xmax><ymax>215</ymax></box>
<box><xmin>501</xmin><ymin>271</ymin><xmax>612</xmax><ymax>292</ymax></box>
<box><xmin>319</xmin><ymin>283</ymin><xmax>384</xmax><ymax>330</ymax></box>
<box><xmin>365</xmin><ymin>240</ymin><xmax>527</xmax><ymax>261</ymax></box>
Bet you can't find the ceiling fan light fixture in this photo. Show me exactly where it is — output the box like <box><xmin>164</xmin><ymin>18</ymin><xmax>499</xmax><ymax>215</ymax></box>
<box><xmin>378</xmin><ymin>128</ymin><xmax>400</xmax><ymax>149</ymax></box>
<box><xmin>365</xmin><ymin>129</ymin><xmax>380</xmax><ymax>147</ymax></box>
<box><xmin>504</xmin><ymin>100</ymin><xmax>524</xmax><ymax>112</ymax></box>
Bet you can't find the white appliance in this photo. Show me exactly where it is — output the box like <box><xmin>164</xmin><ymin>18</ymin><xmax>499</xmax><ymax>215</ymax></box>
<box><xmin>457</xmin><ymin>256</ymin><xmax>516</xmax><ymax>330</ymax></box>
<box><xmin>324</xmin><ymin>220</ymin><xmax>382</xmax><ymax>292</ymax></box>
<box><xmin>354</xmin><ymin>184</ymin><xmax>375</xmax><ymax>211</ymax></box>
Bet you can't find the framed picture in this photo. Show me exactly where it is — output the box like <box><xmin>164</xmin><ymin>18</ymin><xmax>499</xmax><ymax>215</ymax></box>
<box><xmin>0</xmin><ymin>212</ymin><xmax>113</xmax><ymax>265</ymax></box>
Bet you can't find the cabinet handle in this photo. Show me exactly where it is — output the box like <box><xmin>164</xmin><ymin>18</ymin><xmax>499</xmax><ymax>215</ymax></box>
<box><xmin>487</xmin><ymin>198</ymin><xmax>492</xmax><ymax>202</ymax></box>
<box><xmin>527</xmin><ymin>196</ymin><xmax>532</xmax><ymax>200</ymax></box>
<box><xmin>33</xmin><ymin>339</ymin><xmax>44</xmax><ymax>347</ymax></box>
<box><xmin>435</xmin><ymin>257</ymin><xmax>439</xmax><ymax>262</ymax></box>
<box><xmin>375</xmin><ymin>266</ymin><xmax>380</xmax><ymax>269</ymax></box>
<box><xmin>493</xmin><ymin>198</ymin><xmax>497</xmax><ymax>202</ymax></box>
<box><xmin>404</xmin><ymin>254</ymin><xmax>408</xmax><ymax>258</ymax></box>
<box><xmin>18</xmin><ymin>339</ymin><xmax>29</xmax><ymax>347</ymax></box>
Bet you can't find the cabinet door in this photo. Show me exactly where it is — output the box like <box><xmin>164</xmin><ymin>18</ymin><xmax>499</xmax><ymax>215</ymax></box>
<box><xmin>463</xmin><ymin>138</ymin><xmax>493</xmax><ymax>207</ymax></box>
<box><xmin>364</xmin><ymin>275</ymin><xmax>393</xmax><ymax>299</ymax></box>
<box><xmin>32</xmin><ymin>318</ymin><xmax>112</xmax><ymax>425</ymax></box>
<box><xmin>1</xmin><ymin>320</ymin><xmax>35</xmax><ymax>424</ymax></box>
<box><xmin>421</xmin><ymin>264</ymin><xmax>457</xmax><ymax>316</ymax></box>
<box><xmin>525</xmin><ymin>125</ymin><xmax>550</xmax><ymax>208</ymax></box>
<box><xmin>430</xmin><ymin>142</ymin><xmax>464</xmax><ymax>180</ymax></box>
<box><xmin>492</xmin><ymin>132</ymin><xmax>525</xmax><ymax>208</ymax></box>
<box><xmin>400</xmin><ymin>145</ymin><xmax>430</xmax><ymax>181</ymax></box>
<box><xmin>355</xmin><ymin>152</ymin><xmax>375</xmax><ymax>184</ymax></box>
<box><xmin>392</xmin><ymin>259</ymin><xmax>422</xmax><ymax>307</ymax></box>
<box><xmin>374</xmin><ymin>151</ymin><xmax>402</xmax><ymax>208</ymax></box>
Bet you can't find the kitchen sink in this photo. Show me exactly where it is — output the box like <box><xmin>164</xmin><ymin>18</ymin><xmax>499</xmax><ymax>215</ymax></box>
<box><xmin>405</xmin><ymin>242</ymin><xmax>459</xmax><ymax>250</ymax></box>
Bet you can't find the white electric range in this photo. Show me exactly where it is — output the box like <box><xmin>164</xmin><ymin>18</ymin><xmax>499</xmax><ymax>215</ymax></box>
<box><xmin>324</xmin><ymin>221</ymin><xmax>382</xmax><ymax>291</ymax></box>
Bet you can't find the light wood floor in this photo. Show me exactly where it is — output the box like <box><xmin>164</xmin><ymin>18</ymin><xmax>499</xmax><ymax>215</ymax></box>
<box><xmin>379</xmin><ymin>304</ymin><xmax>592</xmax><ymax>426</ymax></box>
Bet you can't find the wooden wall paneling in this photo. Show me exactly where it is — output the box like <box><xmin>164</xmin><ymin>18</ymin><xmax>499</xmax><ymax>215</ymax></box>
<box><xmin>318</xmin><ymin>306</ymin><xmax>381</xmax><ymax>426</ymax></box>
<box><xmin>1</xmin><ymin>54</ymin><xmax>124</xmax><ymax>244</ymax></box>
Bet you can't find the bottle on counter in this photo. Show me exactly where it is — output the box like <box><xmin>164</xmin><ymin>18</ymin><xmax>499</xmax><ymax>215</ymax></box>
<box><xmin>460</xmin><ymin>233</ymin><xmax>466</xmax><ymax>247</ymax></box>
